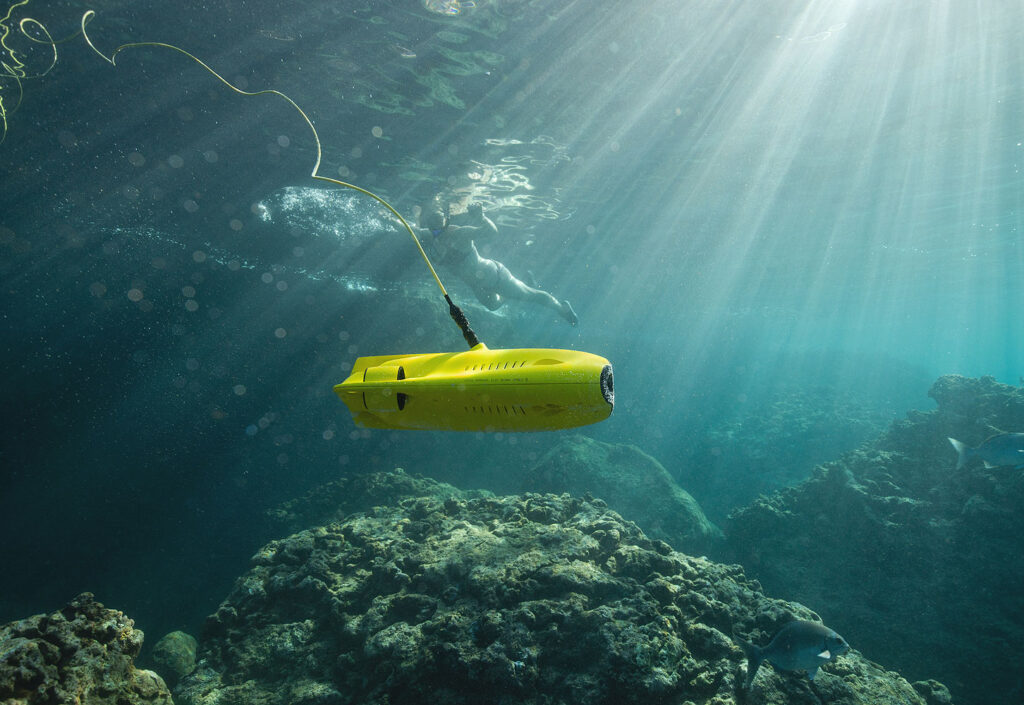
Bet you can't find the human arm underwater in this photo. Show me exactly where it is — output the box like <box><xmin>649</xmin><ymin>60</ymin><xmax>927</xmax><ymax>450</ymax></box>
<box><xmin>441</xmin><ymin>203</ymin><xmax>498</xmax><ymax>248</ymax></box>
<box><xmin>449</xmin><ymin>203</ymin><xmax>498</xmax><ymax>235</ymax></box>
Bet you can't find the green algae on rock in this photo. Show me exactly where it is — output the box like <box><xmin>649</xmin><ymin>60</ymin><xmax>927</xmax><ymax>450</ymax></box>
<box><xmin>151</xmin><ymin>630</ymin><xmax>198</xmax><ymax>688</ymax></box>
<box><xmin>176</xmin><ymin>491</ymin><xmax>935</xmax><ymax>705</ymax></box>
<box><xmin>524</xmin><ymin>435</ymin><xmax>723</xmax><ymax>555</ymax></box>
<box><xmin>0</xmin><ymin>593</ymin><xmax>173</xmax><ymax>705</ymax></box>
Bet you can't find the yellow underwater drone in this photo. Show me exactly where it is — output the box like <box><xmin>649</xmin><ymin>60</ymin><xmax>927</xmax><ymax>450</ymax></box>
<box><xmin>337</xmin><ymin>345</ymin><xmax>613</xmax><ymax>432</ymax></box>
<box><xmin>79</xmin><ymin>11</ymin><xmax>613</xmax><ymax>433</ymax></box>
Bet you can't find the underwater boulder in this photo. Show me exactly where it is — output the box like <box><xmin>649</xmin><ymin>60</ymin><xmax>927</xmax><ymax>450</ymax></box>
<box><xmin>523</xmin><ymin>435</ymin><xmax>723</xmax><ymax>555</ymax></box>
<box><xmin>175</xmin><ymin>491</ymin><xmax>938</xmax><ymax>705</ymax></box>
<box><xmin>728</xmin><ymin>374</ymin><xmax>1024</xmax><ymax>705</ymax></box>
<box><xmin>150</xmin><ymin>630</ymin><xmax>198</xmax><ymax>688</ymax></box>
<box><xmin>0</xmin><ymin>593</ymin><xmax>173</xmax><ymax>705</ymax></box>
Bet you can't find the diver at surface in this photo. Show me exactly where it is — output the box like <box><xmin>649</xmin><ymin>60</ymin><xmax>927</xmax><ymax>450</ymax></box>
<box><xmin>415</xmin><ymin>201</ymin><xmax>579</xmax><ymax>326</ymax></box>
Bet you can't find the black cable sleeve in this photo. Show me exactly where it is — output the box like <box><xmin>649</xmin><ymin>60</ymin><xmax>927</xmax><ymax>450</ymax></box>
<box><xmin>446</xmin><ymin>295</ymin><xmax>480</xmax><ymax>349</ymax></box>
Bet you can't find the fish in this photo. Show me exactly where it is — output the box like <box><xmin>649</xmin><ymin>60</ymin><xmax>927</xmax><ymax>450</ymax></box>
<box><xmin>948</xmin><ymin>433</ymin><xmax>1024</xmax><ymax>470</ymax></box>
<box><xmin>738</xmin><ymin>619</ymin><xmax>849</xmax><ymax>689</ymax></box>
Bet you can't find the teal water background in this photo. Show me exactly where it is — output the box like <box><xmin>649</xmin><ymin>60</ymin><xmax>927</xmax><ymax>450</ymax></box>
<box><xmin>1</xmin><ymin>0</ymin><xmax>1021</xmax><ymax>691</ymax></box>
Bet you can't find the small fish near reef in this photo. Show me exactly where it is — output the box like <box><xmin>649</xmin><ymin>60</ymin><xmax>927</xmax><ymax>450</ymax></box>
<box><xmin>948</xmin><ymin>433</ymin><xmax>1024</xmax><ymax>470</ymax></box>
<box><xmin>737</xmin><ymin>619</ymin><xmax>849</xmax><ymax>690</ymax></box>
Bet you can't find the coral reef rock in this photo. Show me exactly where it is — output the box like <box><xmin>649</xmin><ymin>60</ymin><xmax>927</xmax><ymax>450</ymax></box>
<box><xmin>728</xmin><ymin>375</ymin><xmax>1023</xmax><ymax>705</ymax></box>
<box><xmin>176</xmin><ymin>491</ymin><xmax>938</xmax><ymax>705</ymax></box>
<box><xmin>268</xmin><ymin>466</ymin><xmax>492</xmax><ymax>534</ymax></box>
<box><xmin>0</xmin><ymin>592</ymin><xmax>173</xmax><ymax>705</ymax></box>
<box><xmin>523</xmin><ymin>435</ymin><xmax>723</xmax><ymax>555</ymax></box>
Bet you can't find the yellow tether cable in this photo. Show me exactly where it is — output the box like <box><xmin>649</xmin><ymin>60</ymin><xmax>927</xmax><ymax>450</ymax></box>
<box><xmin>80</xmin><ymin>10</ymin><xmax>451</xmax><ymax>300</ymax></box>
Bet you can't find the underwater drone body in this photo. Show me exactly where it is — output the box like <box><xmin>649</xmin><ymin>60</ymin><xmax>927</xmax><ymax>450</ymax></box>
<box><xmin>336</xmin><ymin>344</ymin><xmax>614</xmax><ymax>432</ymax></box>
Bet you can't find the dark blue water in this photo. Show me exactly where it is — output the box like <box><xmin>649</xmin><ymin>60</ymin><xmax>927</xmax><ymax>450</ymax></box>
<box><xmin>1</xmin><ymin>0</ymin><xmax>1021</xmax><ymax>695</ymax></box>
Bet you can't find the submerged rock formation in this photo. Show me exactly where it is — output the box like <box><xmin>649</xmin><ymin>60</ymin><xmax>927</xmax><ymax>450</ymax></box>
<box><xmin>728</xmin><ymin>375</ymin><xmax>1023</xmax><ymax>705</ymax></box>
<box><xmin>0</xmin><ymin>593</ymin><xmax>173</xmax><ymax>705</ymax></box>
<box><xmin>176</xmin><ymin>487</ymin><xmax>942</xmax><ymax>705</ymax></box>
<box><xmin>268</xmin><ymin>465</ymin><xmax>493</xmax><ymax>535</ymax></box>
<box><xmin>523</xmin><ymin>435</ymin><xmax>723</xmax><ymax>555</ymax></box>
<box><xmin>678</xmin><ymin>386</ymin><xmax>892</xmax><ymax>520</ymax></box>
